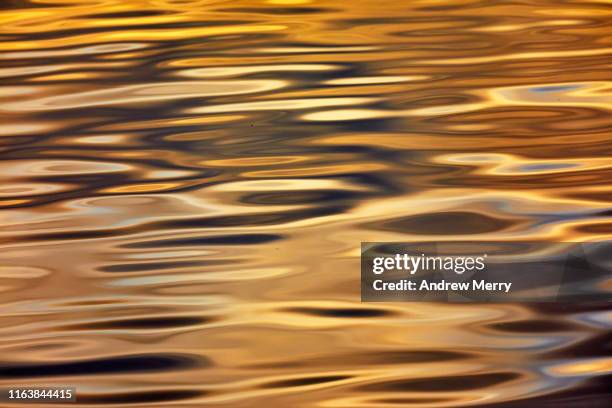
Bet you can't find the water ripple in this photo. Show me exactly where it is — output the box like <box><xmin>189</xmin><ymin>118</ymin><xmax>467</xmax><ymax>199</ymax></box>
<box><xmin>0</xmin><ymin>0</ymin><xmax>610</xmax><ymax>406</ymax></box>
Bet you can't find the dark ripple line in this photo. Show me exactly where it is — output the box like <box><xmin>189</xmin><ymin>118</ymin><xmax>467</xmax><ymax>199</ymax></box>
<box><xmin>218</xmin><ymin>7</ymin><xmax>332</xmax><ymax>15</ymax></box>
<box><xmin>463</xmin><ymin>374</ymin><xmax>612</xmax><ymax>408</ymax></box>
<box><xmin>262</xmin><ymin>375</ymin><xmax>351</xmax><ymax>389</ymax></box>
<box><xmin>99</xmin><ymin>260</ymin><xmax>232</xmax><ymax>273</ymax></box>
<box><xmin>121</xmin><ymin>233</ymin><xmax>282</xmax><ymax>248</ymax></box>
<box><xmin>247</xmin><ymin>349</ymin><xmax>471</xmax><ymax>369</ymax></box>
<box><xmin>77</xmin><ymin>389</ymin><xmax>205</xmax><ymax>404</ymax></box>
<box><xmin>61</xmin><ymin>316</ymin><xmax>214</xmax><ymax>330</ymax></box>
<box><xmin>285</xmin><ymin>307</ymin><xmax>393</xmax><ymax>318</ymax></box>
<box><xmin>0</xmin><ymin>353</ymin><xmax>209</xmax><ymax>379</ymax></box>
<box><xmin>359</xmin><ymin>372</ymin><xmax>520</xmax><ymax>392</ymax></box>
<box><xmin>2</xmin><ymin>21</ymin><xmax>254</xmax><ymax>43</ymax></box>
<box><xmin>1</xmin><ymin>207</ymin><xmax>346</xmax><ymax>244</ymax></box>
<box><xmin>487</xmin><ymin>319</ymin><xmax>579</xmax><ymax>333</ymax></box>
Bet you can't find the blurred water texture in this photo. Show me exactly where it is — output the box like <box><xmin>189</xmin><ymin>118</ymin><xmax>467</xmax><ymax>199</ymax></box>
<box><xmin>0</xmin><ymin>0</ymin><xmax>611</xmax><ymax>406</ymax></box>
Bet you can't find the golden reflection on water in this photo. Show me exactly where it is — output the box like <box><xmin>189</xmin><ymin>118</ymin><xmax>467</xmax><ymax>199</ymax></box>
<box><xmin>0</xmin><ymin>0</ymin><xmax>611</xmax><ymax>406</ymax></box>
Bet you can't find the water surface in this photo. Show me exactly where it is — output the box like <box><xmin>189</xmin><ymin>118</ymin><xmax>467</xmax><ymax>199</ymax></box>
<box><xmin>1</xmin><ymin>0</ymin><xmax>611</xmax><ymax>406</ymax></box>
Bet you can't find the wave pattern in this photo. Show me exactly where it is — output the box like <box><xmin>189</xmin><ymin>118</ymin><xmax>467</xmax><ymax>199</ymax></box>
<box><xmin>0</xmin><ymin>0</ymin><xmax>611</xmax><ymax>406</ymax></box>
